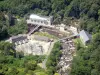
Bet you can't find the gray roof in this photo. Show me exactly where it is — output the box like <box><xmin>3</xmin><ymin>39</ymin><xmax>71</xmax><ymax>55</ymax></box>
<box><xmin>79</xmin><ymin>30</ymin><xmax>92</xmax><ymax>43</ymax></box>
<box><xmin>10</xmin><ymin>34</ymin><xmax>27</xmax><ymax>43</ymax></box>
<box><xmin>34</xmin><ymin>35</ymin><xmax>50</xmax><ymax>42</ymax></box>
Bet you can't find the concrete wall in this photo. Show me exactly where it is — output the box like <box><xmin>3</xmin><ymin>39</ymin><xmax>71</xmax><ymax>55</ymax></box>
<box><xmin>27</xmin><ymin>15</ymin><xmax>53</xmax><ymax>26</ymax></box>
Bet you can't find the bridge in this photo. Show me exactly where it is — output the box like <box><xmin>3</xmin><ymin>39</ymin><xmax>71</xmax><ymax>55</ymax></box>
<box><xmin>27</xmin><ymin>19</ymin><xmax>55</xmax><ymax>36</ymax></box>
<box><xmin>58</xmin><ymin>34</ymin><xmax>76</xmax><ymax>41</ymax></box>
<box><xmin>28</xmin><ymin>25</ymin><xmax>40</xmax><ymax>36</ymax></box>
<box><xmin>42</xmin><ymin>35</ymin><xmax>75</xmax><ymax>69</ymax></box>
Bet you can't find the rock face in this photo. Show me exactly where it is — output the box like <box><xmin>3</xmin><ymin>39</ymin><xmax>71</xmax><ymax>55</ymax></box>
<box><xmin>7</xmin><ymin>34</ymin><xmax>52</xmax><ymax>55</ymax></box>
<box><xmin>15</xmin><ymin>42</ymin><xmax>44</xmax><ymax>55</ymax></box>
<box><xmin>27</xmin><ymin>43</ymin><xmax>43</xmax><ymax>55</ymax></box>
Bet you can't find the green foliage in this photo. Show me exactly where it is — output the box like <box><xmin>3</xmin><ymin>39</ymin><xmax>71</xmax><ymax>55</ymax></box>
<box><xmin>0</xmin><ymin>0</ymin><xmax>73</xmax><ymax>24</ymax></box>
<box><xmin>71</xmin><ymin>33</ymin><xmax>100</xmax><ymax>75</ymax></box>
<box><xmin>25</xmin><ymin>60</ymin><xmax>37</xmax><ymax>70</ymax></box>
<box><xmin>0</xmin><ymin>41</ymin><xmax>47</xmax><ymax>75</ymax></box>
<box><xmin>0</xmin><ymin>12</ymin><xmax>28</xmax><ymax>40</ymax></box>
<box><xmin>0</xmin><ymin>54</ymin><xmax>46</xmax><ymax>75</ymax></box>
<box><xmin>34</xmin><ymin>32</ymin><xmax>58</xmax><ymax>39</ymax></box>
<box><xmin>0</xmin><ymin>41</ymin><xmax>15</xmax><ymax>56</ymax></box>
<box><xmin>0</xmin><ymin>0</ymin><xmax>99</xmax><ymax>38</ymax></box>
<box><xmin>0</xmin><ymin>0</ymin><xmax>100</xmax><ymax>75</ymax></box>
<box><xmin>46</xmin><ymin>42</ymin><xmax>62</xmax><ymax>75</ymax></box>
<box><xmin>0</xmin><ymin>13</ymin><xmax>8</xmax><ymax>40</ymax></box>
<box><xmin>8</xmin><ymin>20</ymin><xmax>28</xmax><ymax>35</ymax></box>
<box><xmin>35</xmin><ymin>71</ymin><xmax>48</xmax><ymax>75</ymax></box>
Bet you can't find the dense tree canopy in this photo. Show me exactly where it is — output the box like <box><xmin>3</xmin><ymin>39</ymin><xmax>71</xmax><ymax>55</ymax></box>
<box><xmin>0</xmin><ymin>41</ymin><xmax>62</xmax><ymax>75</ymax></box>
<box><xmin>0</xmin><ymin>0</ymin><xmax>100</xmax><ymax>75</ymax></box>
<box><xmin>0</xmin><ymin>41</ymin><xmax>47</xmax><ymax>75</ymax></box>
<box><xmin>0</xmin><ymin>0</ymin><xmax>100</xmax><ymax>34</ymax></box>
<box><xmin>46</xmin><ymin>42</ymin><xmax>62</xmax><ymax>75</ymax></box>
<box><xmin>70</xmin><ymin>33</ymin><xmax>100</xmax><ymax>75</ymax></box>
<box><xmin>0</xmin><ymin>0</ymin><xmax>100</xmax><ymax>37</ymax></box>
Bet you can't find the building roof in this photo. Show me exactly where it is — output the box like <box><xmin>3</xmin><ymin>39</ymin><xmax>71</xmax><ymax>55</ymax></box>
<box><xmin>30</xmin><ymin>14</ymin><xmax>49</xmax><ymax>20</ymax></box>
<box><xmin>79</xmin><ymin>30</ymin><xmax>92</xmax><ymax>43</ymax></box>
<box><xmin>34</xmin><ymin>35</ymin><xmax>50</xmax><ymax>42</ymax></box>
<box><xmin>10</xmin><ymin>34</ymin><xmax>27</xmax><ymax>43</ymax></box>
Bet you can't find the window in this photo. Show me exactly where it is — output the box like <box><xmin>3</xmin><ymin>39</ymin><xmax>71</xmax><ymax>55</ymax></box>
<box><xmin>31</xmin><ymin>19</ymin><xmax>33</xmax><ymax>22</ymax></box>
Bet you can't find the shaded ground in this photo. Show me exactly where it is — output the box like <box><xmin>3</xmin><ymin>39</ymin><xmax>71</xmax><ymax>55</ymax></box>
<box><xmin>42</xmin><ymin>41</ymin><xmax>56</xmax><ymax>69</ymax></box>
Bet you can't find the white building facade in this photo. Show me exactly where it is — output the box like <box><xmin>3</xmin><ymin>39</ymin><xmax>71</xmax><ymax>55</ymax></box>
<box><xmin>26</xmin><ymin>14</ymin><xmax>53</xmax><ymax>26</ymax></box>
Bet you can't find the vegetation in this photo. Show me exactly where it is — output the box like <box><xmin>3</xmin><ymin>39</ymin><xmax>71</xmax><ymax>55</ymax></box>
<box><xmin>0</xmin><ymin>41</ymin><xmax>62</xmax><ymax>75</ymax></box>
<box><xmin>71</xmin><ymin>33</ymin><xmax>100</xmax><ymax>75</ymax></box>
<box><xmin>0</xmin><ymin>41</ymin><xmax>48</xmax><ymax>75</ymax></box>
<box><xmin>46</xmin><ymin>42</ymin><xmax>62</xmax><ymax>75</ymax></box>
<box><xmin>0</xmin><ymin>0</ymin><xmax>100</xmax><ymax>75</ymax></box>
<box><xmin>0</xmin><ymin>0</ymin><xmax>100</xmax><ymax>38</ymax></box>
<box><xmin>73</xmin><ymin>38</ymin><xmax>85</xmax><ymax>48</ymax></box>
<box><xmin>8</xmin><ymin>20</ymin><xmax>28</xmax><ymax>36</ymax></box>
<box><xmin>0</xmin><ymin>12</ymin><xmax>28</xmax><ymax>40</ymax></box>
<box><xmin>34</xmin><ymin>32</ymin><xmax>59</xmax><ymax>39</ymax></box>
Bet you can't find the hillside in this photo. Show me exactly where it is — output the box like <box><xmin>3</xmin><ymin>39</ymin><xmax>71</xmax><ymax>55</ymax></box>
<box><xmin>0</xmin><ymin>0</ymin><xmax>100</xmax><ymax>35</ymax></box>
<box><xmin>0</xmin><ymin>0</ymin><xmax>100</xmax><ymax>75</ymax></box>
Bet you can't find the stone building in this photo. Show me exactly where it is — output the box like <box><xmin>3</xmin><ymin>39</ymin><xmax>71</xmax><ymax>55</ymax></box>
<box><xmin>9</xmin><ymin>34</ymin><xmax>28</xmax><ymax>45</ymax></box>
<box><xmin>79</xmin><ymin>30</ymin><xmax>92</xmax><ymax>45</ymax></box>
<box><xmin>26</xmin><ymin>14</ymin><xmax>53</xmax><ymax>26</ymax></box>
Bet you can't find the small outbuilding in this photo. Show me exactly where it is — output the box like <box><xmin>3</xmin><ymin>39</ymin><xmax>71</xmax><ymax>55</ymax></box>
<box><xmin>10</xmin><ymin>34</ymin><xmax>28</xmax><ymax>45</ymax></box>
<box><xmin>79</xmin><ymin>30</ymin><xmax>92</xmax><ymax>45</ymax></box>
<box><xmin>34</xmin><ymin>35</ymin><xmax>50</xmax><ymax>42</ymax></box>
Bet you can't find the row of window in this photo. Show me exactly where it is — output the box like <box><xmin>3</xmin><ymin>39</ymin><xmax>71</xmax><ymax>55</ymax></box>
<box><xmin>31</xmin><ymin>19</ymin><xmax>49</xmax><ymax>25</ymax></box>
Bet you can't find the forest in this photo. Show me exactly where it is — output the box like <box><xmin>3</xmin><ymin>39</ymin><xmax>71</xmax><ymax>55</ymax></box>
<box><xmin>0</xmin><ymin>0</ymin><xmax>100</xmax><ymax>75</ymax></box>
<box><xmin>0</xmin><ymin>0</ymin><xmax>100</xmax><ymax>39</ymax></box>
<box><xmin>0</xmin><ymin>41</ymin><xmax>61</xmax><ymax>75</ymax></box>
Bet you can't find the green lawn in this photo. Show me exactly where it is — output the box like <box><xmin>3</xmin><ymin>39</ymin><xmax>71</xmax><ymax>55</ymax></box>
<box><xmin>73</xmin><ymin>38</ymin><xmax>85</xmax><ymax>47</ymax></box>
<box><xmin>34</xmin><ymin>32</ymin><xmax>59</xmax><ymax>39</ymax></box>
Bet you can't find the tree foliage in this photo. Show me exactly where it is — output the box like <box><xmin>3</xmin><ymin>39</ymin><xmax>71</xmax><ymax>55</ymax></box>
<box><xmin>71</xmin><ymin>33</ymin><xmax>100</xmax><ymax>75</ymax></box>
<box><xmin>0</xmin><ymin>0</ymin><xmax>100</xmax><ymax>75</ymax></box>
<box><xmin>46</xmin><ymin>42</ymin><xmax>62</xmax><ymax>75</ymax></box>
